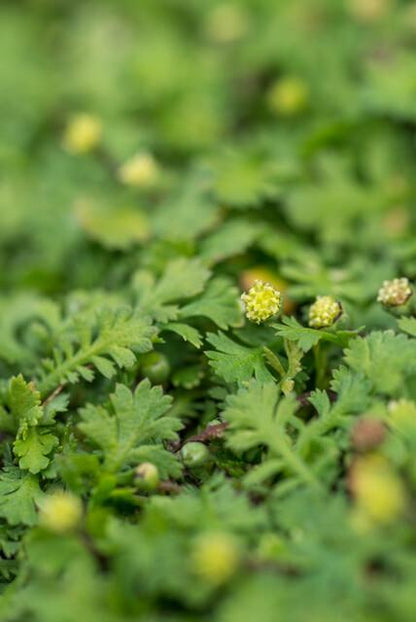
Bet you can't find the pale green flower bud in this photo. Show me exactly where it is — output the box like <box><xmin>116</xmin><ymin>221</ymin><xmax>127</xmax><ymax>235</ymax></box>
<box><xmin>135</xmin><ymin>462</ymin><xmax>160</xmax><ymax>492</ymax></box>
<box><xmin>308</xmin><ymin>296</ymin><xmax>342</xmax><ymax>329</ymax></box>
<box><xmin>377</xmin><ymin>278</ymin><xmax>413</xmax><ymax>307</ymax></box>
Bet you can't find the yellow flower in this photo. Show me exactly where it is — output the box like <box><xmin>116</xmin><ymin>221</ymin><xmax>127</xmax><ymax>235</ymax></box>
<box><xmin>191</xmin><ymin>532</ymin><xmax>239</xmax><ymax>584</ymax></box>
<box><xmin>377</xmin><ymin>278</ymin><xmax>413</xmax><ymax>307</ymax></box>
<box><xmin>351</xmin><ymin>455</ymin><xmax>405</xmax><ymax>526</ymax></box>
<box><xmin>118</xmin><ymin>153</ymin><xmax>159</xmax><ymax>188</ymax></box>
<box><xmin>40</xmin><ymin>491</ymin><xmax>82</xmax><ymax>533</ymax></box>
<box><xmin>241</xmin><ymin>280</ymin><xmax>282</xmax><ymax>323</ymax></box>
<box><xmin>267</xmin><ymin>77</ymin><xmax>309</xmax><ymax>117</ymax></box>
<box><xmin>308</xmin><ymin>296</ymin><xmax>342</xmax><ymax>329</ymax></box>
<box><xmin>240</xmin><ymin>267</ymin><xmax>295</xmax><ymax>314</ymax></box>
<box><xmin>63</xmin><ymin>114</ymin><xmax>102</xmax><ymax>154</ymax></box>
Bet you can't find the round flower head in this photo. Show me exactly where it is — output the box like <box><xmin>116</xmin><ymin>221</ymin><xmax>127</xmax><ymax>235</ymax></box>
<box><xmin>308</xmin><ymin>296</ymin><xmax>342</xmax><ymax>329</ymax></box>
<box><xmin>63</xmin><ymin>114</ymin><xmax>102</xmax><ymax>154</ymax></box>
<box><xmin>118</xmin><ymin>152</ymin><xmax>159</xmax><ymax>188</ymax></box>
<box><xmin>267</xmin><ymin>76</ymin><xmax>309</xmax><ymax>117</ymax></box>
<box><xmin>191</xmin><ymin>532</ymin><xmax>239</xmax><ymax>584</ymax></box>
<box><xmin>241</xmin><ymin>280</ymin><xmax>282</xmax><ymax>324</ymax></box>
<box><xmin>205</xmin><ymin>3</ymin><xmax>249</xmax><ymax>44</ymax></box>
<box><xmin>377</xmin><ymin>278</ymin><xmax>413</xmax><ymax>307</ymax></box>
<box><xmin>40</xmin><ymin>491</ymin><xmax>82</xmax><ymax>534</ymax></box>
<box><xmin>350</xmin><ymin>455</ymin><xmax>405</xmax><ymax>525</ymax></box>
<box><xmin>135</xmin><ymin>462</ymin><xmax>159</xmax><ymax>492</ymax></box>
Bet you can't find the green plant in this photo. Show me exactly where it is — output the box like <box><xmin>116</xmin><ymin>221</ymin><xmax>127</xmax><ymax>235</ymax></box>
<box><xmin>1</xmin><ymin>0</ymin><xmax>416</xmax><ymax>620</ymax></box>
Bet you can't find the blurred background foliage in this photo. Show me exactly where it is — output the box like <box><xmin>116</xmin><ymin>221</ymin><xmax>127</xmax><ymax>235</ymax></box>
<box><xmin>1</xmin><ymin>0</ymin><xmax>416</xmax><ymax>305</ymax></box>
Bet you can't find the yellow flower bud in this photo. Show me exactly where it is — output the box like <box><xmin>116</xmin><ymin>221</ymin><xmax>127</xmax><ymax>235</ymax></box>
<box><xmin>308</xmin><ymin>296</ymin><xmax>342</xmax><ymax>329</ymax></box>
<box><xmin>267</xmin><ymin>77</ymin><xmax>309</xmax><ymax>117</ymax></box>
<box><xmin>205</xmin><ymin>3</ymin><xmax>249</xmax><ymax>44</ymax></box>
<box><xmin>377</xmin><ymin>278</ymin><xmax>413</xmax><ymax>307</ymax></box>
<box><xmin>118</xmin><ymin>153</ymin><xmax>159</xmax><ymax>188</ymax></box>
<box><xmin>350</xmin><ymin>455</ymin><xmax>405</xmax><ymax>526</ymax></box>
<box><xmin>191</xmin><ymin>532</ymin><xmax>239</xmax><ymax>584</ymax></box>
<box><xmin>63</xmin><ymin>114</ymin><xmax>102</xmax><ymax>154</ymax></box>
<box><xmin>241</xmin><ymin>280</ymin><xmax>282</xmax><ymax>324</ymax></box>
<box><xmin>40</xmin><ymin>491</ymin><xmax>82</xmax><ymax>534</ymax></box>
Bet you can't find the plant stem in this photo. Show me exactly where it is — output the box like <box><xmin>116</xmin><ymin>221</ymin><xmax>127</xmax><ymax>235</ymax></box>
<box><xmin>263</xmin><ymin>346</ymin><xmax>286</xmax><ymax>377</ymax></box>
<box><xmin>313</xmin><ymin>343</ymin><xmax>327</xmax><ymax>389</ymax></box>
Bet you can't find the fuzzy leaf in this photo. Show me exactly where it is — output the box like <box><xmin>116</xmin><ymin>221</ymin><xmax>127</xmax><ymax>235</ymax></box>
<box><xmin>78</xmin><ymin>380</ymin><xmax>182</xmax><ymax>473</ymax></box>
<box><xmin>0</xmin><ymin>468</ymin><xmax>43</xmax><ymax>526</ymax></box>
<box><xmin>206</xmin><ymin>332</ymin><xmax>273</xmax><ymax>383</ymax></box>
<box><xmin>180</xmin><ymin>277</ymin><xmax>243</xmax><ymax>329</ymax></box>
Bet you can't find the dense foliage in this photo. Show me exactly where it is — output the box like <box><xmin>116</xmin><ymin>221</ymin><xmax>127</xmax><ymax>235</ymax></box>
<box><xmin>1</xmin><ymin>0</ymin><xmax>416</xmax><ymax>620</ymax></box>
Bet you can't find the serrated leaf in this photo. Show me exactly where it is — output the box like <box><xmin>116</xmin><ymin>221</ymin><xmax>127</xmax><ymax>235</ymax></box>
<box><xmin>344</xmin><ymin>331</ymin><xmax>416</xmax><ymax>395</ymax></box>
<box><xmin>163</xmin><ymin>323</ymin><xmax>202</xmax><ymax>349</ymax></box>
<box><xmin>274</xmin><ymin>317</ymin><xmax>360</xmax><ymax>352</ymax></box>
<box><xmin>13</xmin><ymin>428</ymin><xmax>59</xmax><ymax>474</ymax></box>
<box><xmin>206</xmin><ymin>332</ymin><xmax>273</xmax><ymax>383</ymax></box>
<box><xmin>78</xmin><ymin>380</ymin><xmax>182</xmax><ymax>473</ymax></box>
<box><xmin>135</xmin><ymin>258</ymin><xmax>211</xmax><ymax>322</ymax></box>
<box><xmin>0</xmin><ymin>468</ymin><xmax>43</xmax><ymax>526</ymax></box>
<box><xmin>180</xmin><ymin>277</ymin><xmax>243</xmax><ymax>329</ymax></box>
<box><xmin>37</xmin><ymin>308</ymin><xmax>155</xmax><ymax>396</ymax></box>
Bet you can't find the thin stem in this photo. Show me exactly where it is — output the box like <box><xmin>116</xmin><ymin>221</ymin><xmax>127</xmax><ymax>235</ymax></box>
<box><xmin>313</xmin><ymin>343</ymin><xmax>327</xmax><ymax>389</ymax></box>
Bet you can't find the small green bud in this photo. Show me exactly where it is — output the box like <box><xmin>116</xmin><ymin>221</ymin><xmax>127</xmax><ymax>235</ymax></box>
<box><xmin>377</xmin><ymin>278</ymin><xmax>413</xmax><ymax>308</ymax></box>
<box><xmin>141</xmin><ymin>352</ymin><xmax>170</xmax><ymax>384</ymax></box>
<box><xmin>308</xmin><ymin>296</ymin><xmax>342</xmax><ymax>329</ymax></box>
<box><xmin>241</xmin><ymin>280</ymin><xmax>282</xmax><ymax>324</ymax></box>
<box><xmin>135</xmin><ymin>462</ymin><xmax>160</xmax><ymax>492</ymax></box>
<box><xmin>181</xmin><ymin>442</ymin><xmax>210</xmax><ymax>468</ymax></box>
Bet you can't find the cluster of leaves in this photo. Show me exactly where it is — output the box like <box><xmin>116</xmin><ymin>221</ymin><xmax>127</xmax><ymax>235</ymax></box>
<box><xmin>1</xmin><ymin>0</ymin><xmax>416</xmax><ymax>620</ymax></box>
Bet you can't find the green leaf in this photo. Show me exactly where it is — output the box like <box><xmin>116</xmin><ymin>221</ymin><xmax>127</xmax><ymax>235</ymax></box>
<box><xmin>153</xmin><ymin>175</ymin><xmax>219</xmax><ymax>241</ymax></box>
<box><xmin>135</xmin><ymin>258</ymin><xmax>211</xmax><ymax>322</ymax></box>
<box><xmin>199</xmin><ymin>221</ymin><xmax>260</xmax><ymax>265</ymax></box>
<box><xmin>163</xmin><ymin>323</ymin><xmax>202</xmax><ymax>349</ymax></box>
<box><xmin>224</xmin><ymin>381</ymin><xmax>321</xmax><ymax>489</ymax></box>
<box><xmin>211</xmin><ymin>150</ymin><xmax>280</xmax><ymax>208</ymax></box>
<box><xmin>397</xmin><ymin>316</ymin><xmax>416</xmax><ymax>337</ymax></box>
<box><xmin>206</xmin><ymin>332</ymin><xmax>273</xmax><ymax>383</ymax></box>
<box><xmin>5</xmin><ymin>375</ymin><xmax>43</xmax><ymax>433</ymax></box>
<box><xmin>14</xmin><ymin>428</ymin><xmax>59</xmax><ymax>475</ymax></box>
<box><xmin>180</xmin><ymin>277</ymin><xmax>243</xmax><ymax>329</ymax></box>
<box><xmin>344</xmin><ymin>331</ymin><xmax>416</xmax><ymax>395</ymax></box>
<box><xmin>0</xmin><ymin>468</ymin><xmax>43</xmax><ymax>526</ymax></box>
<box><xmin>78</xmin><ymin>380</ymin><xmax>182</xmax><ymax>474</ymax></box>
<box><xmin>274</xmin><ymin>317</ymin><xmax>359</xmax><ymax>352</ymax></box>
<box><xmin>37</xmin><ymin>308</ymin><xmax>155</xmax><ymax>396</ymax></box>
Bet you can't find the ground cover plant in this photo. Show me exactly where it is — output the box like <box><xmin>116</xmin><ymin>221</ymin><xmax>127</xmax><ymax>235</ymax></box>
<box><xmin>1</xmin><ymin>0</ymin><xmax>416</xmax><ymax>620</ymax></box>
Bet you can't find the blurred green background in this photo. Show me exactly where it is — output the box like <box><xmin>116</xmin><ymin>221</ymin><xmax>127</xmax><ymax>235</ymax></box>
<box><xmin>0</xmin><ymin>0</ymin><xmax>415</xmax><ymax>299</ymax></box>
